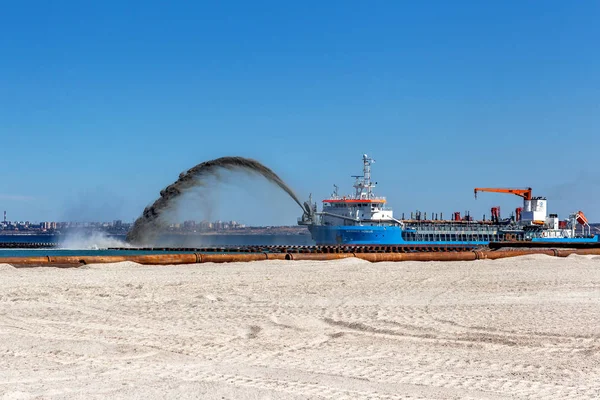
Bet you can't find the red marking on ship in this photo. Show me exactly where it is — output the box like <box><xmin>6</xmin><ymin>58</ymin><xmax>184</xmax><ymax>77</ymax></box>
<box><xmin>323</xmin><ymin>199</ymin><xmax>386</xmax><ymax>204</ymax></box>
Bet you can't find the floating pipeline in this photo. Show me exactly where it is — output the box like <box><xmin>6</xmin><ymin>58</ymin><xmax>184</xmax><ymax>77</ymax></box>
<box><xmin>0</xmin><ymin>242</ymin><xmax>59</xmax><ymax>249</ymax></box>
<box><xmin>4</xmin><ymin>241</ymin><xmax>598</xmax><ymax>252</ymax></box>
<box><xmin>3</xmin><ymin>248</ymin><xmax>600</xmax><ymax>267</ymax></box>
<box><xmin>284</xmin><ymin>253</ymin><xmax>357</xmax><ymax>261</ymax></box>
<box><xmin>107</xmin><ymin>244</ymin><xmax>478</xmax><ymax>254</ymax></box>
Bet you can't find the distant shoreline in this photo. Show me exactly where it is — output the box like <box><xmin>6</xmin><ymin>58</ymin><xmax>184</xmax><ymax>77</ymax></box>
<box><xmin>0</xmin><ymin>226</ymin><xmax>310</xmax><ymax>237</ymax></box>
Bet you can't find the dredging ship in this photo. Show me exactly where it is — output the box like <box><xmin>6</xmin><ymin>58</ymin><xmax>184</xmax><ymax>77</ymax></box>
<box><xmin>298</xmin><ymin>154</ymin><xmax>599</xmax><ymax>246</ymax></box>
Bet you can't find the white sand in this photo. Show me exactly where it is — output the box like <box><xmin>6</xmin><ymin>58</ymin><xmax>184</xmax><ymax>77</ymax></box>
<box><xmin>1</xmin><ymin>256</ymin><xmax>599</xmax><ymax>399</ymax></box>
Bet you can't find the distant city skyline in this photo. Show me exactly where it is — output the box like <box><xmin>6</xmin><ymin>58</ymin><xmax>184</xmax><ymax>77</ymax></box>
<box><xmin>0</xmin><ymin>216</ymin><xmax>255</xmax><ymax>234</ymax></box>
<box><xmin>1</xmin><ymin>1</ymin><xmax>598</xmax><ymax>223</ymax></box>
<box><xmin>0</xmin><ymin>216</ymin><xmax>249</xmax><ymax>228</ymax></box>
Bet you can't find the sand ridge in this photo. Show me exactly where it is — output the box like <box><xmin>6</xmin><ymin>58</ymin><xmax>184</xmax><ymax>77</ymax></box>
<box><xmin>0</xmin><ymin>256</ymin><xmax>599</xmax><ymax>399</ymax></box>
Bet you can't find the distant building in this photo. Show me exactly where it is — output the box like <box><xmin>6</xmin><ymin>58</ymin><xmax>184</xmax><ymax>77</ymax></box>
<box><xmin>40</xmin><ymin>222</ymin><xmax>57</xmax><ymax>231</ymax></box>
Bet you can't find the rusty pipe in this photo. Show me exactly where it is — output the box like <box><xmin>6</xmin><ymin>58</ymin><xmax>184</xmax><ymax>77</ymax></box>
<box><xmin>285</xmin><ymin>253</ymin><xmax>356</xmax><ymax>261</ymax></box>
<box><xmin>0</xmin><ymin>256</ymin><xmax>52</xmax><ymax>265</ymax></box>
<box><xmin>555</xmin><ymin>249</ymin><xmax>600</xmax><ymax>257</ymax></box>
<box><xmin>474</xmin><ymin>249</ymin><xmax>557</xmax><ymax>260</ymax></box>
<box><xmin>3</xmin><ymin>254</ymin><xmax>200</xmax><ymax>267</ymax></box>
<box><xmin>198</xmin><ymin>253</ymin><xmax>268</xmax><ymax>263</ymax></box>
<box><xmin>79</xmin><ymin>254</ymin><xmax>199</xmax><ymax>265</ymax></box>
<box><xmin>265</xmin><ymin>253</ymin><xmax>288</xmax><ymax>260</ymax></box>
<box><xmin>3</xmin><ymin>248</ymin><xmax>600</xmax><ymax>267</ymax></box>
<box><xmin>356</xmin><ymin>252</ymin><xmax>478</xmax><ymax>262</ymax></box>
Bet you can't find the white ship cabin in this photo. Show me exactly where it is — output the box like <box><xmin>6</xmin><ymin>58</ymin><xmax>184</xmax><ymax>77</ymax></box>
<box><xmin>520</xmin><ymin>197</ymin><xmax>547</xmax><ymax>224</ymax></box>
<box><xmin>520</xmin><ymin>197</ymin><xmax>578</xmax><ymax>238</ymax></box>
<box><xmin>320</xmin><ymin>155</ymin><xmax>398</xmax><ymax>227</ymax></box>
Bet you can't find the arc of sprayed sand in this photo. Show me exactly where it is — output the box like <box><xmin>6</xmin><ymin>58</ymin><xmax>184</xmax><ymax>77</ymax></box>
<box><xmin>126</xmin><ymin>156</ymin><xmax>306</xmax><ymax>245</ymax></box>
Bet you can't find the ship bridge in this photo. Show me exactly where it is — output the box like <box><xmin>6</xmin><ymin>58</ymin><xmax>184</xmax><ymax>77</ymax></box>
<box><xmin>316</xmin><ymin>155</ymin><xmax>398</xmax><ymax>227</ymax></box>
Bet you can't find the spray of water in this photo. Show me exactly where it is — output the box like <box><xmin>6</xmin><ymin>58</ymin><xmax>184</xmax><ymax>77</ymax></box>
<box><xmin>60</xmin><ymin>231</ymin><xmax>130</xmax><ymax>250</ymax></box>
<box><xmin>126</xmin><ymin>156</ymin><xmax>307</xmax><ymax>245</ymax></box>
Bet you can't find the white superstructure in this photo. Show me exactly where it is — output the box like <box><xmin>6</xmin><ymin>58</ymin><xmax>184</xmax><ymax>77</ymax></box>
<box><xmin>300</xmin><ymin>154</ymin><xmax>401</xmax><ymax>227</ymax></box>
<box><xmin>521</xmin><ymin>197</ymin><xmax>547</xmax><ymax>224</ymax></box>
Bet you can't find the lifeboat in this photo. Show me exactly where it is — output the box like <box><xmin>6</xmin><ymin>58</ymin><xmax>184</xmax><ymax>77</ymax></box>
<box><xmin>576</xmin><ymin>211</ymin><xmax>589</xmax><ymax>225</ymax></box>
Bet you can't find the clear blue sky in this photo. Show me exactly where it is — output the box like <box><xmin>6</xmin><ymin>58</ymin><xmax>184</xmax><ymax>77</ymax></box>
<box><xmin>1</xmin><ymin>1</ymin><xmax>599</xmax><ymax>225</ymax></box>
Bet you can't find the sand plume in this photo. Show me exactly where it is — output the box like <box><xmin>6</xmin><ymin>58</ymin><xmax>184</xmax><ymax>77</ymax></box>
<box><xmin>126</xmin><ymin>156</ymin><xmax>305</xmax><ymax>245</ymax></box>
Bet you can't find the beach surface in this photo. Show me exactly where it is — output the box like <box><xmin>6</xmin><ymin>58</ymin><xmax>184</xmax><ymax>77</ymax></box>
<box><xmin>0</xmin><ymin>255</ymin><xmax>599</xmax><ymax>399</ymax></box>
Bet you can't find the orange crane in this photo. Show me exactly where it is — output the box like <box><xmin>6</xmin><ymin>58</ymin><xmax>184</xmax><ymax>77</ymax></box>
<box><xmin>474</xmin><ymin>187</ymin><xmax>533</xmax><ymax>200</ymax></box>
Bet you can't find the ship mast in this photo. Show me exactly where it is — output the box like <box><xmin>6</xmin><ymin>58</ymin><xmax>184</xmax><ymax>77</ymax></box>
<box><xmin>353</xmin><ymin>154</ymin><xmax>375</xmax><ymax>199</ymax></box>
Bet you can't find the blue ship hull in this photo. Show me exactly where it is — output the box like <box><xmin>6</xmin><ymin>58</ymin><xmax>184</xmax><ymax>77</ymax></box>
<box><xmin>308</xmin><ymin>225</ymin><xmax>489</xmax><ymax>246</ymax></box>
<box><xmin>308</xmin><ymin>225</ymin><xmax>599</xmax><ymax>246</ymax></box>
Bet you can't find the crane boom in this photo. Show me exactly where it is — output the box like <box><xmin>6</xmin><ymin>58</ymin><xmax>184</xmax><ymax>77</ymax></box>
<box><xmin>474</xmin><ymin>187</ymin><xmax>532</xmax><ymax>200</ymax></box>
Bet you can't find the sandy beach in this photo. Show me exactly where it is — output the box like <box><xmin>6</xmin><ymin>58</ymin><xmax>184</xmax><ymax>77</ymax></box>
<box><xmin>0</xmin><ymin>255</ymin><xmax>599</xmax><ymax>399</ymax></box>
